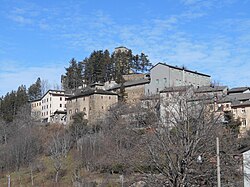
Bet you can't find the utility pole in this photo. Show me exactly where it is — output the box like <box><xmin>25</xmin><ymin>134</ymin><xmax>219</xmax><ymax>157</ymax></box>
<box><xmin>216</xmin><ymin>137</ymin><xmax>221</xmax><ymax>187</ymax></box>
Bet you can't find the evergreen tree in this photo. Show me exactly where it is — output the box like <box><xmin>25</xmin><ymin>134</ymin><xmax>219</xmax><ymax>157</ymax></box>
<box><xmin>28</xmin><ymin>78</ymin><xmax>42</xmax><ymax>101</ymax></box>
<box><xmin>0</xmin><ymin>85</ymin><xmax>28</xmax><ymax>122</ymax></box>
<box><xmin>103</xmin><ymin>49</ymin><xmax>112</xmax><ymax>82</ymax></box>
<box><xmin>16</xmin><ymin>85</ymin><xmax>28</xmax><ymax>109</ymax></box>
<box><xmin>0</xmin><ymin>91</ymin><xmax>16</xmax><ymax>122</ymax></box>
<box><xmin>139</xmin><ymin>53</ymin><xmax>152</xmax><ymax>73</ymax></box>
<box><xmin>63</xmin><ymin>58</ymin><xmax>84</xmax><ymax>90</ymax></box>
<box><xmin>84</xmin><ymin>50</ymin><xmax>112</xmax><ymax>84</ymax></box>
<box><xmin>111</xmin><ymin>49</ymin><xmax>133</xmax><ymax>83</ymax></box>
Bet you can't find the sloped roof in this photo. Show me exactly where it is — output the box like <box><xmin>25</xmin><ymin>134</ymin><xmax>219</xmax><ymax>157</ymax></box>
<box><xmin>195</xmin><ymin>86</ymin><xmax>228</xmax><ymax>93</ymax></box>
<box><xmin>107</xmin><ymin>78</ymin><xmax>150</xmax><ymax>91</ymax></box>
<box><xmin>228</xmin><ymin>87</ymin><xmax>250</xmax><ymax>94</ymax></box>
<box><xmin>188</xmin><ymin>94</ymin><xmax>216</xmax><ymax>103</ymax></box>
<box><xmin>67</xmin><ymin>87</ymin><xmax>117</xmax><ymax>100</ymax></box>
<box><xmin>160</xmin><ymin>85</ymin><xmax>193</xmax><ymax>93</ymax></box>
<box><xmin>231</xmin><ymin>100</ymin><xmax>250</xmax><ymax>108</ymax></box>
<box><xmin>151</xmin><ymin>63</ymin><xmax>210</xmax><ymax>77</ymax></box>
<box><xmin>227</xmin><ymin>93</ymin><xmax>250</xmax><ymax>101</ymax></box>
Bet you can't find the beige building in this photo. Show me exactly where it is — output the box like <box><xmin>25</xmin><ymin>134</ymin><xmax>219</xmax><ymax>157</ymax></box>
<box><xmin>31</xmin><ymin>90</ymin><xmax>70</xmax><ymax>124</ymax></box>
<box><xmin>107</xmin><ymin>78</ymin><xmax>150</xmax><ymax>105</ymax></box>
<box><xmin>30</xmin><ymin>99</ymin><xmax>42</xmax><ymax>120</ymax></box>
<box><xmin>114</xmin><ymin>46</ymin><xmax>130</xmax><ymax>53</ymax></box>
<box><xmin>231</xmin><ymin>101</ymin><xmax>250</xmax><ymax>135</ymax></box>
<box><xmin>216</xmin><ymin>92</ymin><xmax>250</xmax><ymax>135</ymax></box>
<box><xmin>66</xmin><ymin>87</ymin><xmax>118</xmax><ymax>124</ymax></box>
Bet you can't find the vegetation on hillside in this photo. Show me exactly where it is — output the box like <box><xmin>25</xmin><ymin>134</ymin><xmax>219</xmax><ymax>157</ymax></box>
<box><xmin>62</xmin><ymin>48</ymin><xmax>152</xmax><ymax>90</ymax></box>
<box><xmin>0</xmin><ymin>89</ymin><xmax>248</xmax><ymax>186</ymax></box>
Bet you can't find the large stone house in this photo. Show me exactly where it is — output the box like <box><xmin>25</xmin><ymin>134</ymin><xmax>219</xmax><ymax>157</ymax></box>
<box><xmin>66</xmin><ymin>87</ymin><xmax>118</xmax><ymax>124</ymax></box>
<box><xmin>145</xmin><ymin>63</ymin><xmax>211</xmax><ymax>95</ymax></box>
<box><xmin>107</xmin><ymin>77</ymin><xmax>150</xmax><ymax>104</ymax></box>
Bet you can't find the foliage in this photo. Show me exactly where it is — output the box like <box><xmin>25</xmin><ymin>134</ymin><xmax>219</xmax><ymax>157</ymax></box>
<box><xmin>62</xmin><ymin>58</ymin><xmax>84</xmax><ymax>90</ymax></box>
<box><xmin>0</xmin><ymin>85</ymin><xmax>28</xmax><ymax>122</ymax></box>
<box><xmin>28</xmin><ymin>77</ymin><xmax>42</xmax><ymax>101</ymax></box>
<box><xmin>62</xmin><ymin>48</ymin><xmax>151</xmax><ymax>89</ymax></box>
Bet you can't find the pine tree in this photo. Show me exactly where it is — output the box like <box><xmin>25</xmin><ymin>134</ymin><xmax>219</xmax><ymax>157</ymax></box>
<box><xmin>63</xmin><ymin>58</ymin><xmax>84</xmax><ymax>90</ymax></box>
<box><xmin>111</xmin><ymin>49</ymin><xmax>133</xmax><ymax>83</ymax></box>
<box><xmin>0</xmin><ymin>85</ymin><xmax>28</xmax><ymax>122</ymax></box>
<box><xmin>84</xmin><ymin>50</ymin><xmax>112</xmax><ymax>84</ymax></box>
<box><xmin>28</xmin><ymin>78</ymin><xmax>42</xmax><ymax>101</ymax></box>
<box><xmin>139</xmin><ymin>53</ymin><xmax>152</xmax><ymax>73</ymax></box>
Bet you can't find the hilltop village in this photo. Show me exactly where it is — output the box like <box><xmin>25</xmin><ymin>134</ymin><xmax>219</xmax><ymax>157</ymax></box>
<box><xmin>1</xmin><ymin>46</ymin><xmax>250</xmax><ymax>186</ymax></box>
<box><xmin>31</xmin><ymin>47</ymin><xmax>250</xmax><ymax>136</ymax></box>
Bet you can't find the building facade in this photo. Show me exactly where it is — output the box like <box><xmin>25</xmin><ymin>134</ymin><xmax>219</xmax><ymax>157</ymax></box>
<box><xmin>30</xmin><ymin>99</ymin><xmax>42</xmax><ymax>120</ymax></box>
<box><xmin>107</xmin><ymin>78</ymin><xmax>150</xmax><ymax>105</ymax></box>
<box><xmin>30</xmin><ymin>90</ymin><xmax>70</xmax><ymax>124</ymax></box>
<box><xmin>66</xmin><ymin>88</ymin><xmax>118</xmax><ymax>124</ymax></box>
<box><xmin>145</xmin><ymin>63</ymin><xmax>211</xmax><ymax>95</ymax></box>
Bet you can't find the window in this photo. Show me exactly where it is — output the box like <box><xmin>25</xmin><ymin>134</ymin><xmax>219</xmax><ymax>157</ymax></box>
<box><xmin>50</xmin><ymin>104</ymin><xmax>51</xmax><ymax>108</ymax></box>
<box><xmin>109</xmin><ymin>96</ymin><xmax>111</xmax><ymax>99</ymax></box>
<box><xmin>102</xmin><ymin>106</ymin><xmax>104</xmax><ymax>109</ymax></box>
<box><xmin>101</xmin><ymin>96</ymin><xmax>103</xmax><ymax>99</ymax></box>
<box><xmin>46</xmin><ymin>111</ymin><xmax>48</xmax><ymax>115</ymax></box>
<box><xmin>69</xmin><ymin>110</ymin><xmax>72</xmax><ymax>114</ymax></box>
<box><xmin>75</xmin><ymin>109</ymin><xmax>78</xmax><ymax>113</ymax></box>
<box><xmin>164</xmin><ymin>78</ymin><xmax>167</xmax><ymax>83</ymax></box>
<box><xmin>156</xmin><ymin>79</ymin><xmax>159</xmax><ymax>84</ymax></box>
<box><xmin>65</xmin><ymin>104</ymin><xmax>66</xmax><ymax>108</ymax></box>
<box><xmin>242</xmin><ymin>118</ymin><xmax>247</xmax><ymax>127</ymax></box>
<box><xmin>60</xmin><ymin>97</ymin><xmax>62</xmax><ymax>101</ymax></box>
<box><xmin>83</xmin><ymin>107</ymin><xmax>86</xmax><ymax>111</ymax></box>
<box><xmin>209</xmin><ymin>105</ymin><xmax>214</xmax><ymax>110</ymax></box>
<box><xmin>47</xmin><ymin>98</ymin><xmax>48</xmax><ymax>102</ymax></box>
<box><xmin>47</xmin><ymin>105</ymin><xmax>48</xmax><ymax>109</ymax></box>
<box><xmin>156</xmin><ymin>88</ymin><xmax>159</xmax><ymax>93</ymax></box>
<box><xmin>83</xmin><ymin>97</ymin><xmax>85</xmax><ymax>101</ymax></box>
<box><xmin>242</xmin><ymin>108</ymin><xmax>246</xmax><ymax>113</ymax></box>
<box><xmin>60</xmin><ymin>104</ymin><xmax>62</xmax><ymax>107</ymax></box>
<box><xmin>50</xmin><ymin>97</ymin><xmax>52</xmax><ymax>101</ymax></box>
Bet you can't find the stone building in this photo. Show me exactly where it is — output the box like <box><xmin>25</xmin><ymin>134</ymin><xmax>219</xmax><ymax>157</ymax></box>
<box><xmin>66</xmin><ymin>87</ymin><xmax>118</xmax><ymax>124</ymax></box>
<box><xmin>107</xmin><ymin>78</ymin><xmax>150</xmax><ymax>105</ymax></box>
<box><xmin>145</xmin><ymin>63</ymin><xmax>211</xmax><ymax>95</ymax></box>
<box><xmin>231</xmin><ymin>101</ymin><xmax>250</xmax><ymax>136</ymax></box>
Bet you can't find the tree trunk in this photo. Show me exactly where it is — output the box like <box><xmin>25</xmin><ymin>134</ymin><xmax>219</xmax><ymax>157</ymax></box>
<box><xmin>55</xmin><ymin>171</ymin><xmax>59</xmax><ymax>183</ymax></box>
<box><xmin>30</xmin><ymin>167</ymin><xmax>34</xmax><ymax>186</ymax></box>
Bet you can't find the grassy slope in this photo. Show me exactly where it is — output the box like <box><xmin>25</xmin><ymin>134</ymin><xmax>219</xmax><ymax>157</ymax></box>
<box><xmin>0</xmin><ymin>153</ymin><xmax>122</xmax><ymax>187</ymax></box>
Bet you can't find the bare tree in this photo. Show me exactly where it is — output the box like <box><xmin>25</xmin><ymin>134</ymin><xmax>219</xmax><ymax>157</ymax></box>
<box><xmin>41</xmin><ymin>79</ymin><xmax>50</xmax><ymax>95</ymax></box>
<box><xmin>48</xmin><ymin>131</ymin><xmax>71</xmax><ymax>183</ymax></box>
<box><xmin>144</xmin><ymin>90</ymin><xmax>243</xmax><ymax>186</ymax></box>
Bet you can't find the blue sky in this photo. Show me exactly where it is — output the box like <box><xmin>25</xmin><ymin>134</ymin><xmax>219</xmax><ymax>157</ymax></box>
<box><xmin>0</xmin><ymin>0</ymin><xmax>250</xmax><ymax>96</ymax></box>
